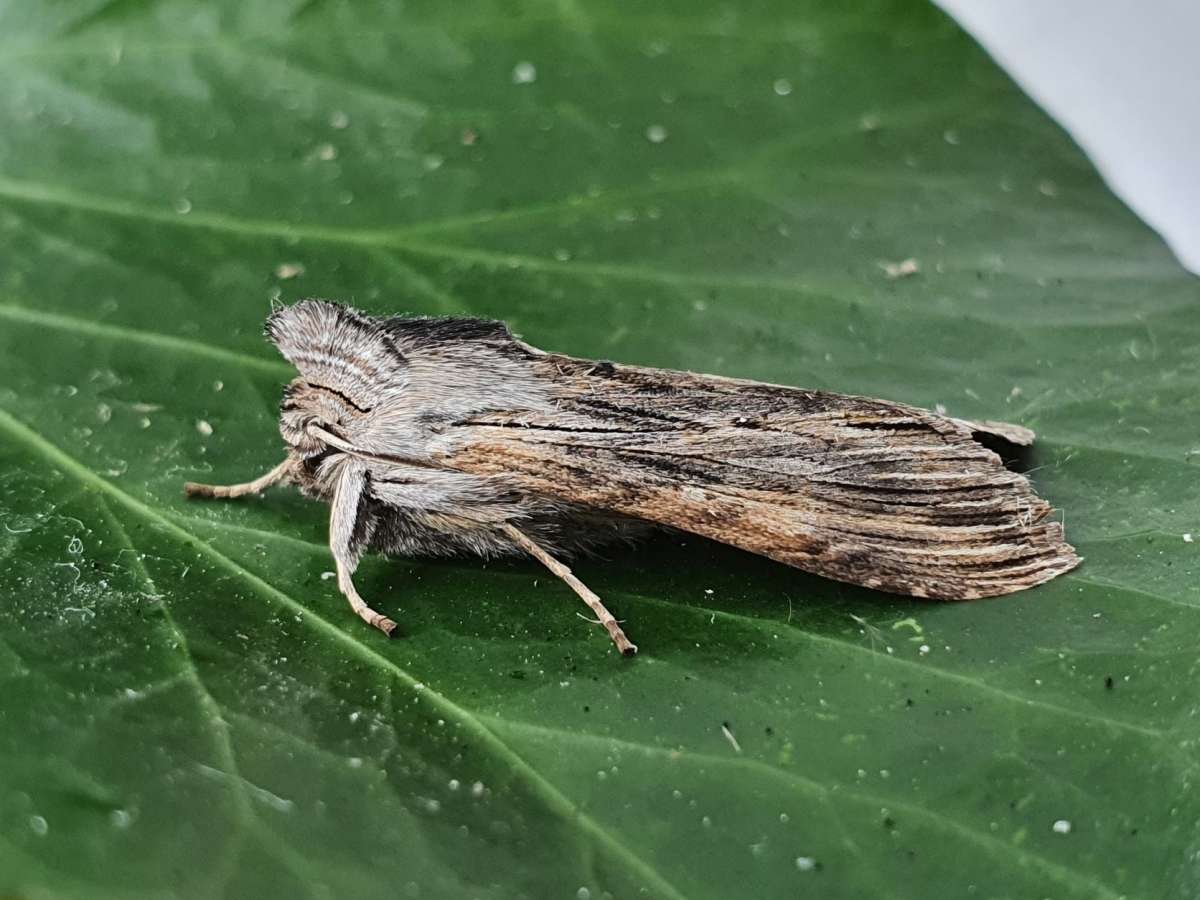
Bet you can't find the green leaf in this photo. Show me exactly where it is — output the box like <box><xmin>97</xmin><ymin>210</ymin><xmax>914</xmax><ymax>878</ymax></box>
<box><xmin>0</xmin><ymin>2</ymin><xmax>1196</xmax><ymax>897</ymax></box>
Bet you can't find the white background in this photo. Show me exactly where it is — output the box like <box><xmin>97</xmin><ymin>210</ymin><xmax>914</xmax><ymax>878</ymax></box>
<box><xmin>937</xmin><ymin>0</ymin><xmax>1200</xmax><ymax>273</ymax></box>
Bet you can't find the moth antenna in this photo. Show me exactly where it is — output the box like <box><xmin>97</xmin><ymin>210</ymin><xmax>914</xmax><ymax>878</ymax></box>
<box><xmin>307</xmin><ymin>424</ymin><xmax>443</xmax><ymax>472</ymax></box>
<box><xmin>501</xmin><ymin>522</ymin><xmax>637</xmax><ymax>656</ymax></box>
<box><xmin>307</xmin><ymin>424</ymin><xmax>362</xmax><ymax>457</ymax></box>
<box><xmin>184</xmin><ymin>459</ymin><xmax>292</xmax><ymax>499</ymax></box>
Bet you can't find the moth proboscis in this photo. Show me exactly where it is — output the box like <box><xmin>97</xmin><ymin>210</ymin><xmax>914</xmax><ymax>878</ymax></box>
<box><xmin>185</xmin><ymin>300</ymin><xmax>1079</xmax><ymax>656</ymax></box>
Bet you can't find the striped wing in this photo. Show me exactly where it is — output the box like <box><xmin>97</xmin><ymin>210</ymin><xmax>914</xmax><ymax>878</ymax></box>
<box><xmin>449</xmin><ymin>355</ymin><xmax>1079</xmax><ymax>599</ymax></box>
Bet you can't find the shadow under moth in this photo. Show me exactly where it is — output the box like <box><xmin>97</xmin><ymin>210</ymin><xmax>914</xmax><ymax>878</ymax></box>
<box><xmin>186</xmin><ymin>300</ymin><xmax>1079</xmax><ymax>656</ymax></box>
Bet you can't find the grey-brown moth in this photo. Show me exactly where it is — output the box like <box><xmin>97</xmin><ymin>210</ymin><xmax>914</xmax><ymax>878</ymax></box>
<box><xmin>185</xmin><ymin>299</ymin><xmax>1079</xmax><ymax>656</ymax></box>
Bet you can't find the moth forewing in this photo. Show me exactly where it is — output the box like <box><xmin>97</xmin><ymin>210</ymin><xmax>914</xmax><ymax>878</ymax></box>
<box><xmin>446</xmin><ymin>352</ymin><xmax>1079</xmax><ymax>601</ymax></box>
<box><xmin>185</xmin><ymin>299</ymin><xmax>1078</xmax><ymax>656</ymax></box>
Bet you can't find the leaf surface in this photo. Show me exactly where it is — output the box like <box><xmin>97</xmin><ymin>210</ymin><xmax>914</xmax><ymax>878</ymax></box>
<box><xmin>1</xmin><ymin>2</ymin><xmax>1197</xmax><ymax>898</ymax></box>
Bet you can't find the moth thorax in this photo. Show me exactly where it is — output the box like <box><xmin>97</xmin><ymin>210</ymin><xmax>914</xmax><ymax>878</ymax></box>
<box><xmin>279</xmin><ymin>379</ymin><xmax>368</xmax><ymax>455</ymax></box>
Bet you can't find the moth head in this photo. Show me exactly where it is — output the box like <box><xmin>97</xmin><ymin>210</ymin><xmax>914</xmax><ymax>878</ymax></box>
<box><xmin>279</xmin><ymin>378</ymin><xmax>369</xmax><ymax>456</ymax></box>
<box><xmin>265</xmin><ymin>299</ymin><xmax>408</xmax><ymax>455</ymax></box>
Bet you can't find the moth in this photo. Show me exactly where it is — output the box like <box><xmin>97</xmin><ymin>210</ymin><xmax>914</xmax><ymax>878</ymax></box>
<box><xmin>186</xmin><ymin>300</ymin><xmax>1079</xmax><ymax>656</ymax></box>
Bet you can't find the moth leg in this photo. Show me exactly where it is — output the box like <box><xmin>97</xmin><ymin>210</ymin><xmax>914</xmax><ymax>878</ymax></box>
<box><xmin>184</xmin><ymin>459</ymin><xmax>292</xmax><ymax>499</ymax></box>
<box><xmin>501</xmin><ymin>523</ymin><xmax>637</xmax><ymax>657</ymax></box>
<box><xmin>331</xmin><ymin>462</ymin><xmax>397</xmax><ymax>637</ymax></box>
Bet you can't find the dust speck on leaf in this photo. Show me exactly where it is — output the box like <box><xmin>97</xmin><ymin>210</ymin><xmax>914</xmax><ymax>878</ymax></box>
<box><xmin>881</xmin><ymin>258</ymin><xmax>920</xmax><ymax>279</ymax></box>
<box><xmin>511</xmin><ymin>61</ymin><xmax>537</xmax><ymax>84</ymax></box>
<box><xmin>644</xmin><ymin>39</ymin><xmax>669</xmax><ymax>58</ymax></box>
<box><xmin>645</xmin><ymin>124</ymin><xmax>669</xmax><ymax>144</ymax></box>
<box><xmin>275</xmin><ymin>262</ymin><xmax>305</xmax><ymax>280</ymax></box>
<box><xmin>196</xmin><ymin>419</ymin><xmax>213</xmax><ymax>437</ymax></box>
